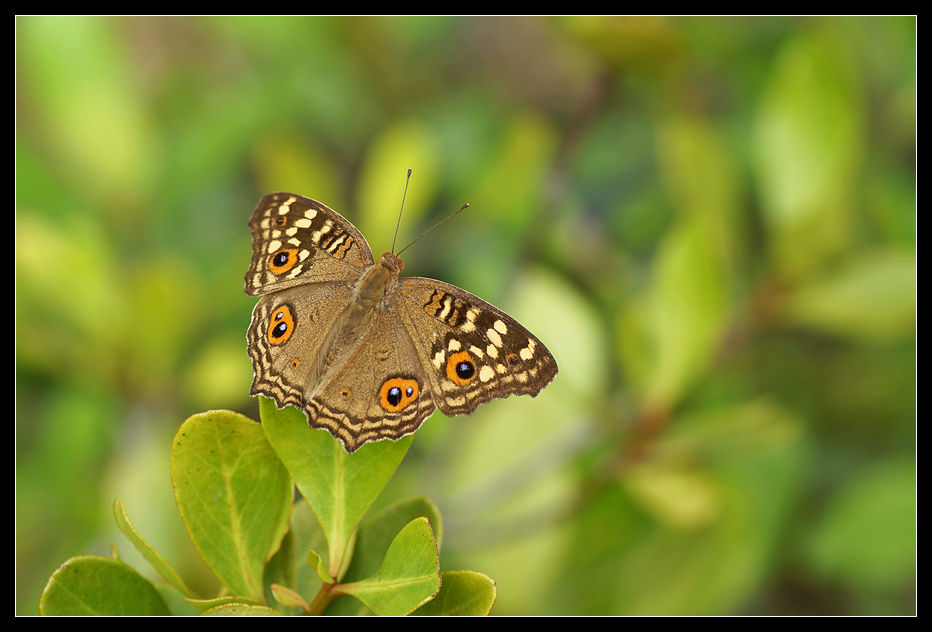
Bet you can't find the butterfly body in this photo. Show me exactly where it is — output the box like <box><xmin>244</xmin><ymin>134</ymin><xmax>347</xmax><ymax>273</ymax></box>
<box><xmin>246</xmin><ymin>192</ymin><xmax>557</xmax><ymax>452</ymax></box>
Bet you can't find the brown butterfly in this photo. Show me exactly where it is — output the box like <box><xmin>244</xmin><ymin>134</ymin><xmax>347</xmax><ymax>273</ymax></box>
<box><xmin>245</xmin><ymin>192</ymin><xmax>557</xmax><ymax>452</ymax></box>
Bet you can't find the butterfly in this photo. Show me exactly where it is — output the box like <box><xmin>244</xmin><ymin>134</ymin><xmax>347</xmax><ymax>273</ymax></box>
<box><xmin>245</xmin><ymin>192</ymin><xmax>558</xmax><ymax>452</ymax></box>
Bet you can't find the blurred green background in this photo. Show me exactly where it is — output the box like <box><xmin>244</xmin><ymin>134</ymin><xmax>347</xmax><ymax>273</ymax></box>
<box><xmin>15</xmin><ymin>16</ymin><xmax>915</xmax><ymax>616</ymax></box>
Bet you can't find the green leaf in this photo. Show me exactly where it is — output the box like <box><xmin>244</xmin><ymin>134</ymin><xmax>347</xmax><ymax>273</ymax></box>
<box><xmin>752</xmin><ymin>25</ymin><xmax>864</xmax><ymax>277</ymax></box>
<box><xmin>171</xmin><ymin>410</ymin><xmax>292</xmax><ymax>601</ymax></box>
<box><xmin>17</xmin><ymin>16</ymin><xmax>156</xmax><ymax>203</ymax></box>
<box><xmin>355</xmin><ymin>120</ymin><xmax>439</xmax><ymax>255</ymax></box>
<box><xmin>626</xmin><ymin>218</ymin><xmax>730</xmax><ymax>408</ymax></box>
<box><xmin>780</xmin><ymin>248</ymin><xmax>916</xmax><ymax>341</ymax></box>
<box><xmin>185</xmin><ymin>596</ymin><xmax>264</xmax><ymax>613</ymax></box>
<box><xmin>807</xmin><ymin>458</ymin><xmax>916</xmax><ymax>592</ymax></box>
<box><xmin>544</xmin><ymin>400</ymin><xmax>808</xmax><ymax>615</ymax></box>
<box><xmin>39</xmin><ymin>555</ymin><xmax>170</xmax><ymax>616</ymax></box>
<box><xmin>282</xmin><ymin>500</ymin><xmax>329</xmax><ymax>599</ymax></box>
<box><xmin>342</xmin><ymin>496</ymin><xmax>443</xmax><ymax>583</ymax></box>
<box><xmin>307</xmin><ymin>549</ymin><xmax>335</xmax><ymax>584</ymax></box>
<box><xmin>203</xmin><ymin>602</ymin><xmax>283</xmax><ymax>616</ymax></box>
<box><xmin>270</xmin><ymin>583</ymin><xmax>310</xmax><ymax>609</ymax></box>
<box><xmin>412</xmin><ymin>571</ymin><xmax>497</xmax><ymax>616</ymax></box>
<box><xmin>112</xmin><ymin>498</ymin><xmax>193</xmax><ymax>598</ymax></box>
<box><xmin>337</xmin><ymin>517</ymin><xmax>441</xmax><ymax>616</ymax></box>
<box><xmin>260</xmin><ymin>397</ymin><xmax>412</xmax><ymax>579</ymax></box>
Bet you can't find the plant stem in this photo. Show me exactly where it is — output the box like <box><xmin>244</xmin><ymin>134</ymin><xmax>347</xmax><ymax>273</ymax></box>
<box><xmin>305</xmin><ymin>582</ymin><xmax>337</xmax><ymax>616</ymax></box>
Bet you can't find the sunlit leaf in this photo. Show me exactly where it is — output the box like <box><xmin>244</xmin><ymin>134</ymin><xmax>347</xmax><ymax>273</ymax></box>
<box><xmin>203</xmin><ymin>602</ymin><xmax>283</xmax><ymax>616</ymax></box>
<box><xmin>336</xmin><ymin>517</ymin><xmax>441</xmax><ymax>616</ymax></box>
<box><xmin>341</xmin><ymin>496</ymin><xmax>443</xmax><ymax>583</ymax></box>
<box><xmin>39</xmin><ymin>555</ymin><xmax>170</xmax><ymax>616</ymax></box>
<box><xmin>260</xmin><ymin>397</ymin><xmax>411</xmax><ymax>580</ymax></box>
<box><xmin>356</xmin><ymin>120</ymin><xmax>439</xmax><ymax>254</ymax></box>
<box><xmin>185</xmin><ymin>596</ymin><xmax>264</xmax><ymax>613</ymax></box>
<box><xmin>412</xmin><ymin>570</ymin><xmax>497</xmax><ymax>616</ymax></box>
<box><xmin>171</xmin><ymin>410</ymin><xmax>292</xmax><ymax>601</ymax></box>
<box><xmin>112</xmin><ymin>498</ymin><xmax>193</xmax><ymax>598</ymax></box>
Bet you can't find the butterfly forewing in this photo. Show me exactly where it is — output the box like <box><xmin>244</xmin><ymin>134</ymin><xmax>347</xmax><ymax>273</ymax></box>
<box><xmin>394</xmin><ymin>277</ymin><xmax>558</xmax><ymax>417</ymax></box>
<box><xmin>245</xmin><ymin>193</ymin><xmax>374</xmax><ymax>296</ymax></box>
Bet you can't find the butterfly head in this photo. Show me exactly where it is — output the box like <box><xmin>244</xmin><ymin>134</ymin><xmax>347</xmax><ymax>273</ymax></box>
<box><xmin>378</xmin><ymin>252</ymin><xmax>405</xmax><ymax>276</ymax></box>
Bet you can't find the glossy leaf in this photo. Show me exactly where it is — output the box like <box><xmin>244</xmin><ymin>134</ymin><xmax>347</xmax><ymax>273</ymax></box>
<box><xmin>260</xmin><ymin>397</ymin><xmax>412</xmax><ymax>579</ymax></box>
<box><xmin>342</xmin><ymin>496</ymin><xmax>443</xmax><ymax>583</ymax></box>
<box><xmin>39</xmin><ymin>555</ymin><xmax>170</xmax><ymax>616</ymax></box>
<box><xmin>412</xmin><ymin>571</ymin><xmax>497</xmax><ymax>616</ymax></box>
<box><xmin>337</xmin><ymin>517</ymin><xmax>441</xmax><ymax>616</ymax></box>
<box><xmin>203</xmin><ymin>603</ymin><xmax>283</xmax><ymax>616</ymax></box>
<box><xmin>185</xmin><ymin>596</ymin><xmax>264</xmax><ymax>613</ymax></box>
<box><xmin>171</xmin><ymin>410</ymin><xmax>292</xmax><ymax>602</ymax></box>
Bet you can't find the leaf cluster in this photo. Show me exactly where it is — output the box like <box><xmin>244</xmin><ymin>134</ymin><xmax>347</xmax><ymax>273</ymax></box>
<box><xmin>39</xmin><ymin>399</ymin><xmax>495</xmax><ymax>616</ymax></box>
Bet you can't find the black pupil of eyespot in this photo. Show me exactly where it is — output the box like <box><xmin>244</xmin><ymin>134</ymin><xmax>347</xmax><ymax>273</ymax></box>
<box><xmin>456</xmin><ymin>361</ymin><xmax>475</xmax><ymax>379</ymax></box>
<box><xmin>387</xmin><ymin>386</ymin><xmax>402</xmax><ymax>406</ymax></box>
<box><xmin>274</xmin><ymin>252</ymin><xmax>288</xmax><ymax>265</ymax></box>
<box><xmin>406</xmin><ymin>386</ymin><xmax>413</xmax><ymax>397</ymax></box>
<box><xmin>272</xmin><ymin>322</ymin><xmax>287</xmax><ymax>337</ymax></box>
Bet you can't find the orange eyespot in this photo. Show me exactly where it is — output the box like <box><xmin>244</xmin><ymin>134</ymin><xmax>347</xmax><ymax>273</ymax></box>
<box><xmin>446</xmin><ymin>351</ymin><xmax>477</xmax><ymax>386</ymax></box>
<box><xmin>268</xmin><ymin>248</ymin><xmax>299</xmax><ymax>274</ymax></box>
<box><xmin>379</xmin><ymin>378</ymin><xmax>419</xmax><ymax>412</ymax></box>
<box><xmin>267</xmin><ymin>305</ymin><xmax>295</xmax><ymax>345</ymax></box>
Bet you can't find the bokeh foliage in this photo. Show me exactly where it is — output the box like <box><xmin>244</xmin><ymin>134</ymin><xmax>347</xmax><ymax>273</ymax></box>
<box><xmin>16</xmin><ymin>16</ymin><xmax>915</xmax><ymax>615</ymax></box>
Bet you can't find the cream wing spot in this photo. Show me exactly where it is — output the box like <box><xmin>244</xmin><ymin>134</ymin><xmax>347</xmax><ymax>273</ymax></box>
<box><xmin>493</xmin><ymin>319</ymin><xmax>508</xmax><ymax>335</ymax></box>
<box><xmin>520</xmin><ymin>340</ymin><xmax>536</xmax><ymax>361</ymax></box>
<box><xmin>487</xmin><ymin>329</ymin><xmax>503</xmax><ymax>347</ymax></box>
<box><xmin>479</xmin><ymin>365</ymin><xmax>495</xmax><ymax>382</ymax></box>
<box><xmin>439</xmin><ymin>296</ymin><xmax>453</xmax><ymax>321</ymax></box>
<box><xmin>486</xmin><ymin>344</ymin><xmax>499</xmax><ymax>359</ymax></box>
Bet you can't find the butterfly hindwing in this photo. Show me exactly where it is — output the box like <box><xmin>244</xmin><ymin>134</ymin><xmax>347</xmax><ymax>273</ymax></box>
<box><xmin>247</xmin><ymin>282</ymin><xmax>356</xmax><ymax>409</ymax></box>
<box><xmin>305</xmin><ymin>308</ymin><xmax>436</xmax><ymax>452</ymax></box>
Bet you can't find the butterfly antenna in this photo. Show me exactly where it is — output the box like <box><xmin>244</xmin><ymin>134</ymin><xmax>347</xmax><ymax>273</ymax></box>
<box><xmin>391</xmin><ymin>168</ymin><xmax>413</xmax><ymax>255</ymax></box>
<box><xmin>396</xmin><ymin>201</ymin><xmax>470</xmax><ymax>257</ymax></box>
